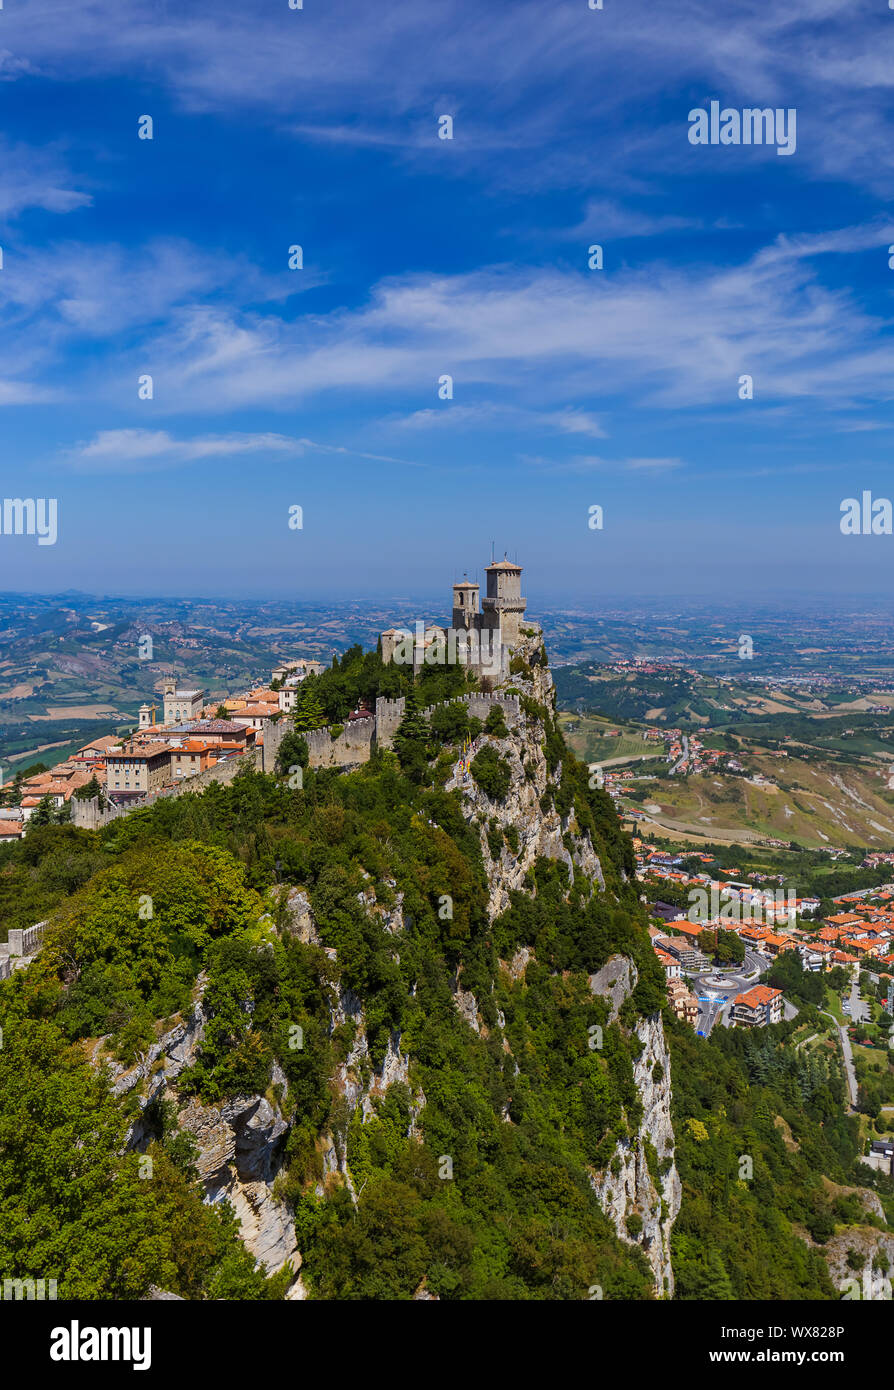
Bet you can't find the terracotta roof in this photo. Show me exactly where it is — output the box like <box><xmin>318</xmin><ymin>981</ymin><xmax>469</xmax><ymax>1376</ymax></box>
<box><xmin>736</xmin><ymin>985</ymin><xmax>782</xmax><ymax>1008</ymax></box>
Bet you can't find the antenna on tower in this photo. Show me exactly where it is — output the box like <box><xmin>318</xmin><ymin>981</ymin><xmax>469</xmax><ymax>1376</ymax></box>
<box><xmin>491</xmin><ymin>540</ymin><xmax>494</xmax><ymax>563</ymax></box>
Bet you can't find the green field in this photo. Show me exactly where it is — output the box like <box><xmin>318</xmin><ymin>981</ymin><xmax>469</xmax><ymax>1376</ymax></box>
<box><xmin>557</xmin><ymin>712</ymin><xmax>655</xmax><ymax>763</ymax></box>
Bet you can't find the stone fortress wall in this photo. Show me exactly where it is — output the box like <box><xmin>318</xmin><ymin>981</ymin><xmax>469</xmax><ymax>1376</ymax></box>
<box><xmin>71</xmin><ymin>556</ymin><xmax>531</xmax><ymax>824</ymax></box>
<box><xmin>262</xmin><ymin>691</ymin><xmax>522</xmax><ymax>775</ymax></box>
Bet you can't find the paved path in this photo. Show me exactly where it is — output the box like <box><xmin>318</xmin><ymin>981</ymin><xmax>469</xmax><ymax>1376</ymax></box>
<box><xmin>821</xmin><ymin>1010</ymin><xmax>858</xmax><ymax>1111</ymax></box>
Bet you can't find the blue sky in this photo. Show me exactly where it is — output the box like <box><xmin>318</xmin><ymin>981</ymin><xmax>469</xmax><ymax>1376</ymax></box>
<box><xmin>2</xmin><ymin>0</ymin><xmax>894</xmax><ymax>603</ymax></box>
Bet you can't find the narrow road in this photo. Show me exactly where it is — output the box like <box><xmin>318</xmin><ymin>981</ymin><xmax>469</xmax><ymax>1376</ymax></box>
<box><xmin>671</xmin><ymin>734</ymin><xmax>689</xmax><ymax>775</ymax></box>
<box><xmin>821</xmin><ymin>1010</ymin><xmax>858</xmax><ymax>1111</ymax></box>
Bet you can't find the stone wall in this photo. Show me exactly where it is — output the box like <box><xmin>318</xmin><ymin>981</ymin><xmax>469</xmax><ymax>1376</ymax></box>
<box><xmin>70</xmin><ymin>692</ymin><xmax>525</xmax><ymax>832</ymax></box>
<box><xmin>374</xmin><ymin>692</ymin><xmax>521</xmax><ymax>751</ymax></box>
<box><xmin>0</xmin><ymin>920</ymin><xmax>46</xmax><ymax>981</ymax></box>
<box><xmin>305</xmin><ymin>718</ymin><xmax>375</xmax><ymax>768</ymax></box>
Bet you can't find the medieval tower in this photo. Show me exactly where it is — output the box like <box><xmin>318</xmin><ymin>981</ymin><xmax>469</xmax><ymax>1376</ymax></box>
<box><xmin>381</xmin><ymin>554</ymin><xmax>527</xmax><ymax>678</ymax></box>
<box><xmin>480</xmin><ymin>555</ymin><xmax>526</xmax><ymax>644</ymax></box>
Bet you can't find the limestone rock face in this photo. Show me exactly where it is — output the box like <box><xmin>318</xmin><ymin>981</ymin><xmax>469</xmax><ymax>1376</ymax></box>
<box><xmin>818</xmin><ymin>1224</ymin><xmax>894</xmax><ymax>1298</ymax></box>
<box><xmin>589</xmin><ymin>955</ymin><xmax>637</xmax><ymax>1026</ymax></box>
<box><xmin>588</xmin><ymin>1013</ymin><xmax>681</xmax><ymax>1297</ymax></box>
<box><xmin>284</xmin><ymin>888</ymin><xmax>320</xmax><ymax>945</ymax></box>
<box><xmin>91</xmin><ymin>972</ymin><xmax>302</xmax><ymax>1288</ymax></box>
<box><xmin>93</xmin><ymin>973</ymin><xmax>209</xmax><ymax>1106</ymax></box>
<box><xmin>447</xmin><ymin>630</ymin><xmax>605</xmax><ymax>919</ymax></box>
<box><xmin>177</xmin><ymin>1092</ymin><xmax>299</xmax><ymax>1278</ymax></box>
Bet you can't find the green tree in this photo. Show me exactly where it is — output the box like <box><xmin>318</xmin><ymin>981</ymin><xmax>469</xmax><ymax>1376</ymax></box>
<box><xmin>275</xmin><ymin>731</ymin><xmax>309</xmax><ymax>777</ymax></box>
<box><xmin>393</xmin><ymin>685</ymin><xmax>430</xmax><ymax>783</ymax></box>
<box><xmin>293</xmin><ymin>677</ymin><xmax>326</xmax><ymax>733</ymax></box>
<box><xmin>30</xmin><ymin>795</ymin><xmax>55</xmax><ymax>826</ymax></box>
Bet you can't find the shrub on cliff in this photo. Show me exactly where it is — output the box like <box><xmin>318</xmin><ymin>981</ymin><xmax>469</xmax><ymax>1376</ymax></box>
<box><xmin>484</xmin><ymin>705</ymin><xmax>509</xmax><ymax>738</ymax></box>
<box><xmin>470</xmin><ymin>746</ymin><xmax>511</xmax><ymax>801</ymax></box>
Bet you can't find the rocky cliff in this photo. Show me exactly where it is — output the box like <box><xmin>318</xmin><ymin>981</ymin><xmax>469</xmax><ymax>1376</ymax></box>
<box><xmin>441</xmin><ymin>628</ymin><xmax>680</xmax><ymax>1295</ymax></box>
<box><xmin>89</xmin><ymin>622</ymin><xmax>679</xmax><ymax>1299</ymax></box>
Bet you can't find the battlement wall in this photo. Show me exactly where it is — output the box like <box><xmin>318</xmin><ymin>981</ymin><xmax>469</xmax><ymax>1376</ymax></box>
<box><xmin>306</xmin><ymin>718</ymin><xmax>375</xmax><ymax>768</ymax></box>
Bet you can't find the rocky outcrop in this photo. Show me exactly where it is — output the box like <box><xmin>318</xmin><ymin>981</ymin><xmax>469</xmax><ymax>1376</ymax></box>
<box><xmin>589</xmin><ymin>955</ymin><xmax>636</xmax><ymax>1026</ymax></box>
<box><xmin>819</xmin><ymin>1224</ymin><xmax>894</xmax><ymax>1298</ymax></box>
<box><xmin>588</xmin><ymin>1013</ymin><xmax>681</xmax><ymax>1297</ymax></box>
<box><xmin>174</xmin><ymin>1092</ymin><xmax>300</xmax><ymax>1279</ymax></box>
<box><xmin>283</xmin><ymin>888</ymin><xmax>321</xmax><ymax>945</ymax></box>
<box><xmin>799</xmin><ymin>1181</ymin><xmax>894</xmax><ymax>1299</ymax></box>
<box><xmin>90</xmin><ymin>973</ymin><xmax>302</xmax><ymax>1288</ymax></box>
<box><xmin>446</xmin><ymin>643</ymin><xmax>605</xmax><ymax>918</ymax></box>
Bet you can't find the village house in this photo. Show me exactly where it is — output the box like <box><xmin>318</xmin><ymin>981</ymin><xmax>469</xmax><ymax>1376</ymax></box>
<box><xmin>667</xmin><ymin>977</ymin><xmax>699</xmax><ymax>1026</ymax></box>
<box><xmin>798</xmin><ymin>941</ymin><xmax>835</xmax><ymax>972</ymax></box>
<box><xmin>653</xmin><ymin>944</ymin><xmax>682</xmax><ymax>980</ymax></box>
<box><xmin>759</xmin><ymin>932</ymin><xmax>797</xmax><ymax>958</ymax></box>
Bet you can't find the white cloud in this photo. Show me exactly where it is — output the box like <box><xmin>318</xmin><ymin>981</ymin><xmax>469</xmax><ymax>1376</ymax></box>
<box><xmin>117</xmin><ymin>230</ymin><xmax>894</xmax><ymax>417</ymax></box>
<box><xmin>561</xmin><ymin>199</ymin><xmax>701</xmax><ymax>241</ymax></box>
<box><xmin>3</xmin><ymin>0</ymin><xmax>894</xmax><ymax>194</ymax></box>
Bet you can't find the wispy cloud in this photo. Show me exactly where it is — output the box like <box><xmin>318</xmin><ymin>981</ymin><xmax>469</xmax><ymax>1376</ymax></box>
<box><xmin>0</xmin><ymin>138</ymin><xmax>91</xmax><ymax>220</ymax></box>
<box><xmin>62</xmin><ymin>428</ymin><xmax>420</xmax><ymax>473</ymax></box>
<box><xmin>107</xmin><ymin>230</ymin><xmax>894</xmax><ymax>417</ymax></box>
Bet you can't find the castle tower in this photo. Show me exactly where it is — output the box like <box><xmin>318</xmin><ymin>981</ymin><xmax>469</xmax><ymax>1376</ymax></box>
<box><xmin>452</xmin><ymin>578</ymin><xmax>480</xmax><ymax>631</ymax></box>
<box><xmin>138</xmin><ymin>703</ymin><xmax>156</xmax><ymax>729</ymax></box>
<box><xmin>481</xmin><ymin>555</ymin><xmax>526</xmax><ymax>644</ymax></box>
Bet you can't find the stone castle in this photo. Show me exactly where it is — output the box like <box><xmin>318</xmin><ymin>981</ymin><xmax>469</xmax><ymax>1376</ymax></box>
<box><xmin>380</xmin><ymin>555</ymin><xmax>527</xmax><ymax>680</ymax></box>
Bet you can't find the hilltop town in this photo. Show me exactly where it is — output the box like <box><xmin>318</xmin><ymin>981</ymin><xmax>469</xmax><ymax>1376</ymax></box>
<box><xmin>0</xmin><ymin>555</ymin><xmax>531</xmax><ymax>834</ymax></box>
<box><xmin>0</xmin><ymin>659</ymin><xmax>324</xmax><ymax>836</ymax></box>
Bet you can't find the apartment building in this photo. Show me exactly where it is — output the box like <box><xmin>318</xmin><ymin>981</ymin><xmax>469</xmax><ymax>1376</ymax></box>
<box><xmin>731</xmin><ymin>984</ymin><xmax>784</xmax><ymax>1029</ymax></box>
<box><xmin>655</xmin><ymin>934</ymin><xmax>710</xmax><ymax>971</ymax></box>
